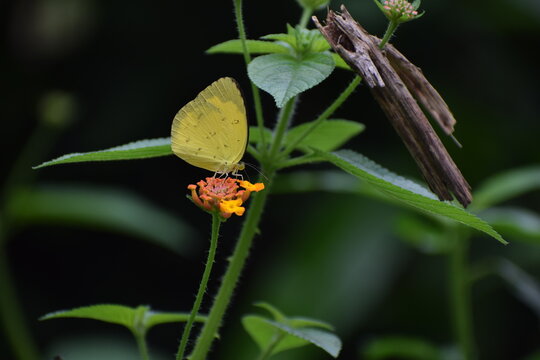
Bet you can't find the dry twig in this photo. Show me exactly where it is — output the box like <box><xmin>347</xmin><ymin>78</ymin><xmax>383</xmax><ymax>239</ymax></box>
<box><xmin>313</xmin><ymin>5</ymin><xmax>472</xmax><ymax>207</ymax></box>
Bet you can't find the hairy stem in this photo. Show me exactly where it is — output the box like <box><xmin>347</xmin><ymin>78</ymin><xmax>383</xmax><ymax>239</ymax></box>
<box><xmin>176</xmin><ymin>213</ymin><xmax>221</xmax><ymax>360</ymax></box>
<box><xmin>189</xmin><ymin>179</ymin><xmax>272</xmax><ymax>360</ymax></box>
<box><xmin>268</xmin><ymin>98</ymin><xmax>297</xmax><ymax>162</ymax></box>
<box><xmin>379</xmin><ymin>20</ymin><xmax>399</xmax><ymax>49</ymax></box>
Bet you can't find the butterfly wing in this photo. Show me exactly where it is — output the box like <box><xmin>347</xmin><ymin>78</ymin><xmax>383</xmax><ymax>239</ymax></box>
<box><xmin>171</xmin><ymin>77</ymin><xmax>248</xmax><ymax>172</ymax></box>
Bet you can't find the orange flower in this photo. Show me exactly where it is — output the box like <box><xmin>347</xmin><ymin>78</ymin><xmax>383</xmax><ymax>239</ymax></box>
<box><xmin>219</xmin><ymin>199</ymin><xmax>245</xmax><ymax>217</ymax></box>
<box><xmin>188</xmin><ymin>177</ymin><xmax>264</xmax><ymax>219</ymax></box>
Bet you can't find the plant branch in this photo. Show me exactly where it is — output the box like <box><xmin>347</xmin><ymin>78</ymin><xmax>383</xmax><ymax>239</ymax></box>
<box><xmin>298</xmin><ymin>7</ymin><xmax>313</xmax><ymax>29</ymax></box>
<box><xmin>281</xmin><ymin>75</ymin><xmax>361</xmax><ymax>157</ymax></box>
<box><xmin>189</xmin><ymin>178</ymin><xmax>272</xmax><ymax>360</ymax></box>
<box><xmin>448</xmin><ymin>229</ymin><xmax>476</xmax><ymax>360</ymax></box>
<box><xmin>379</xmin><ymin>20</ymin><xmax>398</xmax><ymax>49</ymax></box>
<box><xmin>268</xmin><ymin>97</ymin><xmax>296</xmax><ymax>164</ymax></box>
<box><xmin>233</xmin><ymin>0</ymin><xmax>266</xmax><ymax>150</ymax></box>
<box><xmin>133</xmin><ymin>331</ymin><xmax>150</xmax><ymax>360</ymax></box>
<box><xmin>176</xmin><ymin>213</ymin><xmax>221</xmax><ymax>360</ymax></box>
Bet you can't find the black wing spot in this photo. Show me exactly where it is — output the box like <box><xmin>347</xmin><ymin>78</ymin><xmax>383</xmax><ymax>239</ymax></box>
<box><xmin>185</xmin><ymin>138</ymin><xmax>190</xmax><ymax>143</ymax></box>
<box><xmin>224</xmin><ymin>144</ymin><xmax>229</xmax><ymax>148</ymax></box>
<box><xmin>221</xmin><ymin>117</ymin><xmax>226</xmax><ymax>122</ymax></box>
<box><xmin>198</xmin><ymin>147</ymin><xmax>202</xmax><ymax>151</ymax></box>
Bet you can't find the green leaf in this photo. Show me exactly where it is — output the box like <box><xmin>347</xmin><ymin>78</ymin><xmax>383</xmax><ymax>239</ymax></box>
<box><xmin>262</xmin><ymin>26</ymin><xmax>330</xmax><ymax>54</ymax></box>
<box><xmin>247</xmin><ymin>52</ymin><xmax>335</xmax><ymax>108</ymax></box>
<box><xmin>34</xmin><ymin>138</ymin><xmax>172</xmax><ymax>169</ymax></box>
<box><xmin>267</xmin><ymin>321</ymin><xmax>341</xmax><ymax>358</ymax></box>
<box><xmin>41</xmin><ymin>304</ymin><xmax>144</xmax><ymax>329</ymax></box>
<box><xmin>480</xmin><ymin>207</ymin><xmax>540</xmax><ymax>242</ymax></box>
<box><xmin>362</xmin><ymin>336</ymin><xmax>442</xmax><ymax>360</ymax></box>
<box><xmin>41</xmin><ymin>304</ymin><xmax>205</xmax><ymax>334</ymax></box>
<box><xmin>311</xmin><ymin>37</ymin><xmax>332</xmax><ymax>52</ymax></box>
<box><xmin>253</xmin><ymin>302</ymin><xmax>334</xmax><ymax>330</ymax></box>
<box><xmin>254</xmin><ymin>302</ymin><xmax>287</xmax><ymax>323</ymax></box>
<box><xmin>261</xmin><ymin>33</ymin><xmax>294</xmax><ymax>43</ymax></box>
<box><xmin>286</xmin><ymin>119</ymin><xmax>364</xmax><ymax>152</ymax></box>
<box><xmin>332</xmin><ymin>53</ymin><xmax>351</xmax><ymax>70</ymax></box>
<box><xmin>473</xmin><ymin>166</ymin><xmax>540</xmax><ymax>210</ymax></box>
<box><xmin>206</xmin><ymin>39</ymin><xmax>350</xmax><ymax>69</ymax></box>
<box><xmin>288</xmin><ymin>317</ymin><xmax>334</xmax><ymax>330</ymax></box>
<box><xmin>317</xmin><ymin>149</ymin><xmax>507</xmax><ymax>244</ymax></box>
<box><xmin>7</xmin><ymin>185</ymin><xmax>194</xmax><ymax>254</ymax></box>
<box><xmin>243</xmin><ymin>315</ymin><xmax>309</xmax><ymax>356</ymax></box>
<box><xmin>395</xmin><ymin>215</ymin><xmax>451</xmax><ymax>254</ymax></box>
<box><xmin>242</xmin><ymin>316</ymin><xmax>341</xmax><ymax>358</ymax></box>
<box><xmin>206</xmin><ymin>39</ymin><xmax>288</xmax><ymax>55</ymax></box>
<box><xmin>243</xmin><ymin>302</ymin><xmax>340</xmax><ymax>358</ymax></box>
<box><xmin>145</xmin><ymin>311</ymin><xmax>206</xmax><ymax>329</ymax></box>
<box><xmin>248</xmin><ymin>126</ymin><xmax>273</xmax><ymax>145</ymax></box>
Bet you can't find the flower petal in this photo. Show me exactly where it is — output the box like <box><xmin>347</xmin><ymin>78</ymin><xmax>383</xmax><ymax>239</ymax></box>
<box><xmin>219</xmin><ymin>199</ymin><xmax>245</xmax><ymax>216</ymax></box>
<box><xmin>238</xmin><ymin>180</ymin><xmax>265</xmax><ymax>192</ymax></box>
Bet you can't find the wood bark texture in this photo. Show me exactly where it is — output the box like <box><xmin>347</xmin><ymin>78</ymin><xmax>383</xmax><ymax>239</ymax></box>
<box><xmin>313</xmin><ymin>5</ymin><xmax>472</xmax><ymax>207</ymax></box>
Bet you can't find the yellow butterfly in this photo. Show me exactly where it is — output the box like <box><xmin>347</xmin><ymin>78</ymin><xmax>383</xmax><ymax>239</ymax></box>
<box><xmin>171</xmin><ymin>77</ymin><xmax>248</xmax><ymax>175</ymax></box>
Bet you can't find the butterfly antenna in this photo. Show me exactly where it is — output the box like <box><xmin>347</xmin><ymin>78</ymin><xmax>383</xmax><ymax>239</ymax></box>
<box><xmin>244</xmin><ymin>162</ymin><xmax>269</xmax><ymax>182</ymax></box>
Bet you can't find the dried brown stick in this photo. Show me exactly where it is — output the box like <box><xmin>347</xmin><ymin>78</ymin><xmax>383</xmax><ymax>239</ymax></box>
<box><xmin>313</xmin><ymin>5</ymin><xmax>472</xmax><ymax>206</ymax></box>
<box><xmin>383</xmin><ymin>42</ymin><xmax>457</xmax><ymax>135</ymax></box>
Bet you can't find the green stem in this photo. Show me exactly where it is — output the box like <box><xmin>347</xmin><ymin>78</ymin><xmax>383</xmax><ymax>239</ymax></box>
<box><xmin>298</xmin><ymin>7</ymin><xmax>313</xmax><ymax>29</ymax></box>
<box><xmin>281</xmin><ymin>75</ymin><xmax>361</xmax><ymax>157</ymax></box>
<box><xmin>379</xmin><ymin>20</ymin><xmax>399</xmax><ymax>49</ymax></box>
<box><xmin>448</xmin><ymin>230</ymin><xmax>476</xmax><ymax>360</ymax></box>
<box><xmin>176</xmin><ymin>213</ymin><xmax>221</xmax><ymax>360</ymax></box>
<box><xmin>268</xmin><ymin>98</ymin><xmax>296</xmax><ymax>162</ymax></box>
<box><xmin>277</xmin><ymin>154</ymin><xmax>319</xmax><ymax>169</ymax></box>
<box><xmin>233</xmin><ymin>0</ymin><xmax>266</xmax><ymax>150</ymax></box>
<box><xmin>134</xmin><ymin>331</ymin><xmax>150</xmax><ymax>360</ymax></box>
<box><xmin>0</xmin><ymin>120</ymin><xmax>62</xmax><ymax>360</ymax></box>
<box><xmin>132</xmin><ymin>306</ymin><xmax>151</xmax><ymax>360</ymax></box>
<box><xmin>0</xmin><ymin>232</ymin><xmax>40</xmax><ymax>360</ymax></box>
<box><xmin>189</xmin><ymin>178</ymin><xmax>272</xmax><ymax>360</ymax></box>
<box><xmin>256</xmin><ymin>332</ymin><xmax>285</xmax><ymax>360</ymax></box>
<box><xmin>1</xmin><ymin>123</ymin><xmax>58</xmax><ymax>204</ymax></box>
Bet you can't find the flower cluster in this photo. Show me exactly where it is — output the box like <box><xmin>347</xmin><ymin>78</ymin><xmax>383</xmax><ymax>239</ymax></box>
<box><xmin>187</xmin><ymin>177</ymin><xmax>265</xmax><ymax>219</ymax></box>
<box><xmin>376</xmin><ymin>0</ymin><xmax>423</xmax><ymax>23</ymax></box>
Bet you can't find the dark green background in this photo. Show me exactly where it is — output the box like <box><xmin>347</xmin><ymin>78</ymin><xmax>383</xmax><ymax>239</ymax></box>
<box><xmin>2</xmin><ymin>0</ymin><xmax>539</xmax><ymax>359</ymax></box>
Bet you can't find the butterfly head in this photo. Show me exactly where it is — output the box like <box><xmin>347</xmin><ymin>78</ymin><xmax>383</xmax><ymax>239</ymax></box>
<box><xmin>217</xmin><ymin>161</ymin><xmax>245</xmax><ymax>177</ymax></box>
